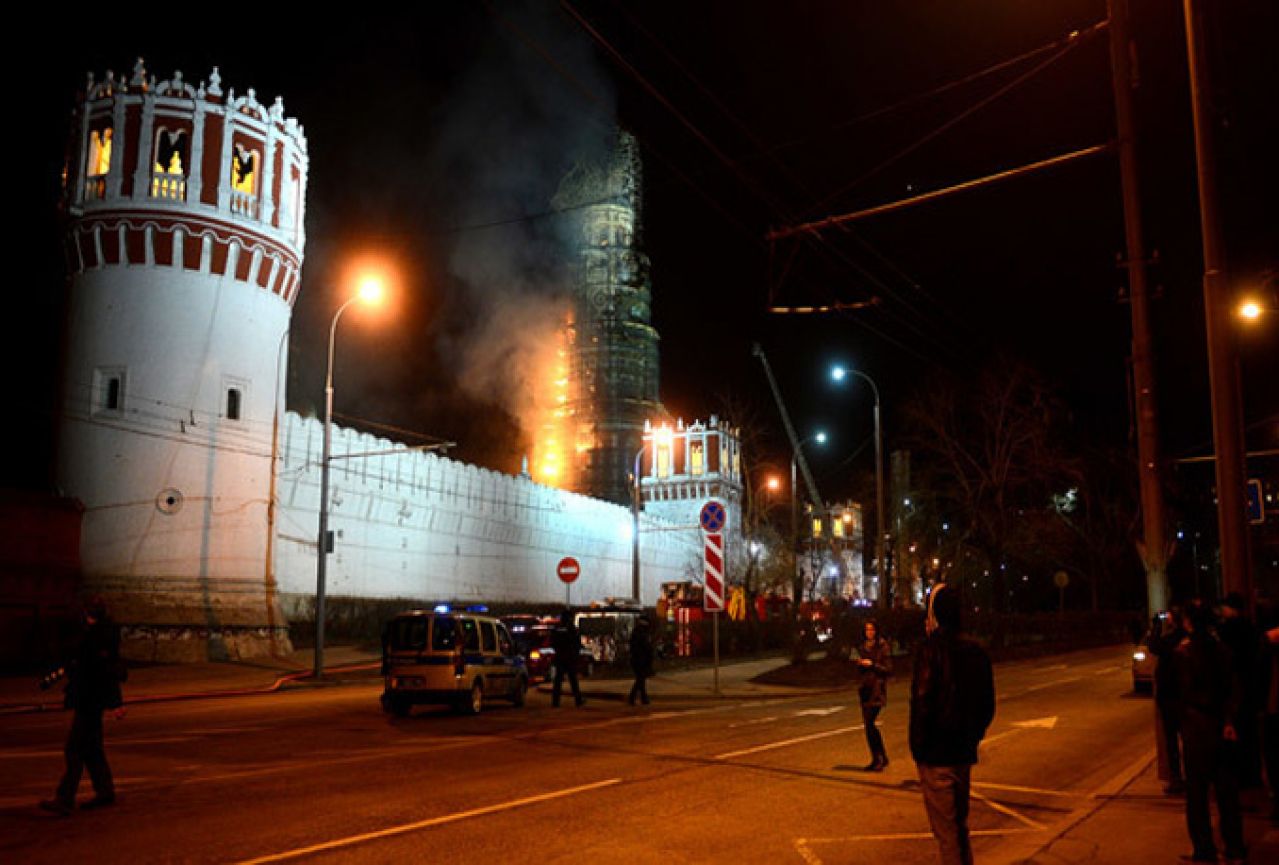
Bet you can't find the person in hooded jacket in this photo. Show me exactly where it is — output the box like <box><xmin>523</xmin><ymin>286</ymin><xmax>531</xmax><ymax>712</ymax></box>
<box><xmin>40</xmin><ymin>597</ymin><xmax>126</xmax><ymax>816</ymax></box>
<box><xmin>909</xmin><ymin>583</ymin><xmax>995</xmax><ymax>865</ymax></box>
<box><xmin>856</xmin><ymin>619</ymin><xmax>892</xmax><ymax>771</ymax></box>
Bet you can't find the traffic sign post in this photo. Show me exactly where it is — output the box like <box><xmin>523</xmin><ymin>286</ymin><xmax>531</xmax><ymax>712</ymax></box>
<box><xmin>557</xmin><ymin>556</ymin><xmax>580</xmax><ymax>607</ymax></box>
<box><xmin>700</xmin><ymin>501</ymin><xmax>728</xmax><ymax>696</ymax></box>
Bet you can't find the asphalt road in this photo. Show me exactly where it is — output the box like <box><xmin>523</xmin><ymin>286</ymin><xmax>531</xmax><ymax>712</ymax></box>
<box><xmin>0</xmin><ymin>646</ymin><xmax>1150</xmax><ymax>864</ymax></box>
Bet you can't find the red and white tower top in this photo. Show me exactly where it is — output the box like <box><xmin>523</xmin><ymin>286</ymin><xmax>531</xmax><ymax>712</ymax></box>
<box><xmin>63</xmin><ymin>58</ymin><xmax>308</xmax><ymax>304</ymax></box>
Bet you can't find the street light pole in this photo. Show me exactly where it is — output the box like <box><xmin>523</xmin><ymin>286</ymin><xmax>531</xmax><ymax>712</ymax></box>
<box><xmin>315</xmin><ymin>278</ymin><xmax>385</xmax><ymax>678</ymax></box>
<box><xmin>631</xmin><ymin>444</ymin><xmax>645</xmax><ymax>602</ymax></box>
<box><xmin>832</xmin><ymin>367</ymin><xmax>885</xmax><ymax>607</ymax></box>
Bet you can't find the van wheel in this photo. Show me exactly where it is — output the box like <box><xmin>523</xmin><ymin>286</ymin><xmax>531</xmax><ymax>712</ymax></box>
<box><xmin>511</xmin><ymin>675</ymin><xmax>527</xmax><ymax>707</ymax></box>
<box><xmin>464</xmin><ymin>679</ymin><xmax>483</xmax><ymax>715</ymax></box>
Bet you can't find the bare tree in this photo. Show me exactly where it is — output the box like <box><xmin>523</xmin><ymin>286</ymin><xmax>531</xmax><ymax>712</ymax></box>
<box><xmin>902</xmin><ymin>359</ymin><xmax>1076</xmax><ymax>612</ymax></box>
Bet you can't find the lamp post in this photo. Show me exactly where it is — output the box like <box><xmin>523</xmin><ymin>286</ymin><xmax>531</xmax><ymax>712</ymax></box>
<box><xmin>831</xmin><ymin>365</ymin><xmax>886</xmax><ymax>607</ymax></box>
<box><xmin>631</xmin><ymin>443</ymin><xmax>645</xmax><ymax>603</ymax></box>
<box><xmin>315</xmin><ymin>276</ymin><xmax>386</xmax><ymax>678</ymax></box>
<box><xmin>791</xmin><ymin>431</ymin><xmax>827</xmax><ymax>602</ymax></box>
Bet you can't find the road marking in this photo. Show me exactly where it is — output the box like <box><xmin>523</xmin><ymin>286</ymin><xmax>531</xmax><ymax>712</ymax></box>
<box><xmin>794</xmin><ymin>706</ymin><xmax>847</xmax><ymax>717</ymax></box>
<box><xmin>971</xmin><ymin>780</ymin><xmax>1083</xmax><ymax>799</ymax></box>
<box><xmin>729</xmin><ymin>716</ymin><xmax>779</xmax><ymax>729</ymax></box>
<box><xmin>716</xmin><ymin>725</ymin><xmax>862</xmax><ymax>760</ymax></box>
<box><xmin>971</xmin><ymin>789</ymin><xmax>1046</xmax><ymax>830</ymax></box>
<box><xmin>233</xmin><ymin>778</ymin><xmax>622</xmax><ymax>864</ymax></box>
<box><xmin>0</xmin><ymin>750</ymin><xmax>63</xmax><ymax>759</ymax></box>
<box><xmin>1021</xmin><ymin>676</ymin><xmax>1083</xmax><ymax>693</ymax></box>
<box><xmin>983</xmin><ymin>715</ymin><xmax>1060</xmax><ymax>746</ymax></box>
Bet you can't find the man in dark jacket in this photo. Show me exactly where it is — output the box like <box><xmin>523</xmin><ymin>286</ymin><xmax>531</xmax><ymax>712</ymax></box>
<box><xmin>910</xmin><ymin>583</ymin><xmax>995</xmax><ymax>865</ymax></box>
<box><xmin>1217</xmin><ymin>592</ymin><xmax>1262</xmax><ymax>788</ymax></box>
<box><xmin>628</xmin><ymin>616</ymin><xmax>653</xmax><ymax>706</ymax></box>
<box><xmin>40</xmin><ymin>597</ymin><xmax>126</xmax><ymax>816</ymax></box>
<box><xmin>1176</xmin><ymin>599</ymin><xmax>1246</xmax><ymax>863</ymax></box>
<box><xmin>550</xmin><ymin>608</ymin><xmax>584</xmax><ymax>708</ymax></box>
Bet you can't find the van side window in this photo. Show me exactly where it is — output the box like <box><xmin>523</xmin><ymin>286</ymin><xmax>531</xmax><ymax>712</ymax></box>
<box><xmin>461</xmin><ymin>618</ymin><xmax>480</xmax><ymax>652</ymax></box>
<box><xmin>430</xmin><ymin>616</ymin><xmax>458</xmax><ymax>651</ymax></box>
<box><xmin>480</xmin><ymin>621</ymin><xmax>497</xmax><ymax>653</ymax></box>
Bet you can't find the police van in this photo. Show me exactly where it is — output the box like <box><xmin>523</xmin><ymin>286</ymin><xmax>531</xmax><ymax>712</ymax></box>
<box><xmin>380</xmin><ymin>607</ymin><xmax>528</xmax><ymax>716</ymax></box>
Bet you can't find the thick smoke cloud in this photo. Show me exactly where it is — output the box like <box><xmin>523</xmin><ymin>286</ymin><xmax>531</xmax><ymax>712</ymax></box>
<box><xmin>427</xmin><ymin>2</ymin><xmax>616</xmax><ymax>463</ymax></box>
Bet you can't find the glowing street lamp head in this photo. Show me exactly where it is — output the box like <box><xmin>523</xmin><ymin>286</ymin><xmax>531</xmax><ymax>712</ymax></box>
<box><xmin>830</xmin><ymin>365</ymin><xmax>847</xmax><ymax>382</ymax></box>
<box><xmin>1238</xmin><ymin>299</ymin><xmax>1263</xmax><ymax>322</ymax></box>
<box><xmin>766</xmin><ymin>476</ymin><xmax>781</xmax><ymax>492</ymax></box>
<box><xmin>814</xmin><ymin>431</ymin><xmax>828</xmax><ymax>445</ymax></box>
<box><xmin>654</xmin><ymin>424</ymin><xmax>675</xmax><ymax>448</ymax></box>
<box><xmin>357</xmin><ymin>276</ymin><xmax>386</xmax><ymax>306</ymax></box>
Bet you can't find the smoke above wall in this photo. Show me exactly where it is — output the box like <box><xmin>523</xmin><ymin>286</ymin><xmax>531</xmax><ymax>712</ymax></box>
<box><xmin>427</xmin><ymin>1</ymin><xmax>616</xmax><ymax>471</ymax></box>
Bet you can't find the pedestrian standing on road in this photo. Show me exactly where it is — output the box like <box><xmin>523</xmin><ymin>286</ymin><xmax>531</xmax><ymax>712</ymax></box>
<box><xmin>1218</xmin><ymin>592</ymin><xmax>1263</xmax><ymax>789</ymax></box>
<box><xmin>1256</xmin><ymin>600</ymin><xmax>1279</xmax><ymax>824</ymax></box>
<box><xmin>551</xmin><ymin>608</ymin><xmax>585</xmax><ymax>708</ymax></box>
<box><xmin>1176</xmin><ymin>598</ymin><xmax>1247</xmax><ymax>864</ymax></box>
<box><xmin>1150</xmin><ymin>606</ymin><xmax>1188</xmax><ymax>795</ymax></box>
<box><xmin>909</xmin><ymin>583</ymin><xmax>995</xmax><ymax>865</ymax></box>
<box><xmin>39</xmin><ymin>596</ymin><xmax>127</xmax><ymax>816</ymax></box>
<box><xmin>856</xmin><ymin>619</ymin><xmax>892</xmax><ymax>771</ymax></box>
<box><xmin>628</xmin><ymin>616</ymin><xmax>653</xmax><ymax>706</ymax></box>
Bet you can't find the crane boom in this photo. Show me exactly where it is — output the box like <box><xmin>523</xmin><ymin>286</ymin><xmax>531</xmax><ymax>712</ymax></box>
<box><xmin>751</xmin><ymin>343</ymin><xmax>822</xmax><ymax>510</ymax></box>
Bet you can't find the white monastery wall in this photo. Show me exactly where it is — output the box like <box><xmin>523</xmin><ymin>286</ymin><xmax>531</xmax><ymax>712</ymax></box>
<box><xmin>274</xmin><ymin>413</ymin><xmax>703</xmax><ymax>609</ymax></box>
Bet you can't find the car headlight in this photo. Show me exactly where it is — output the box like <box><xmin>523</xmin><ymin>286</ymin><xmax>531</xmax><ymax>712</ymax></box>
<box><xmin>1132</xmin><ymin>650</ymin><xmax>1147</xmax><ymax>661</ymax></box>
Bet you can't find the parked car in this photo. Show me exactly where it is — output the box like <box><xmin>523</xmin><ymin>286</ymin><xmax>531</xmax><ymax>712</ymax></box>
<box><xmin>381</xmin><ymin>607</ymin><xmax>528</xmax><ymax>716</ymax></box>
<box><xmin>509</xmin><ymin>624</ymin><xmax>595</xmax><ymax>681</ymax></box>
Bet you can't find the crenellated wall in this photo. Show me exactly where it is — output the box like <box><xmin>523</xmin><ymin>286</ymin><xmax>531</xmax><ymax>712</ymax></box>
<box><xmin>273</xmin><ymin>413</ymin><xmax>703</xmax><ymax>617</ymax></box>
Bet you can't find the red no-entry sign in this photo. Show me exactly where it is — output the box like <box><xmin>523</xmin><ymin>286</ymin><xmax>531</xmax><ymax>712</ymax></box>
<box><xmin>556</xmin><ymin>556</ymin><xmax>581</xmax><ymax>584</ymax></box>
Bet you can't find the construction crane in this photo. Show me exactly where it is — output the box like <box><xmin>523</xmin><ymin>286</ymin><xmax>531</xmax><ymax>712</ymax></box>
<box><xmin>751</xmin><ymin>344</ymin><xmax>855</xmax><ymax>598</ymax></box>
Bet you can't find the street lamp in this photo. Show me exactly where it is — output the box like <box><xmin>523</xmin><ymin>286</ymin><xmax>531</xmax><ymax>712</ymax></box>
<box><xmin>315</xmin><ymin>274</ymin><xmax>388</xmax><ymax>678</ymax></box>
<box><xmin>830</xmin><ymin>364</ymin><xmax>886</xmax><ymax>607</ymax></box>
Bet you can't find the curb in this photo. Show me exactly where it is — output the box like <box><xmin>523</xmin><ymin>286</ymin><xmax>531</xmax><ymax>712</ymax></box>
<box><xmin>0</xmin><ymin>662</ymin><xmax>381</xmax><ymax>717</ymax></box>
<box><xmin>986</xmin><ymin>748</ymin><xmax>1156</xmax><ymax>865</ymax></box>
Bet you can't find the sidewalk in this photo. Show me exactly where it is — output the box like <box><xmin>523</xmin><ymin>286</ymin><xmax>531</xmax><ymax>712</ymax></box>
<box><xmin>0</xmin><ymin>648</ymin><xmax>823</xmax><ymax>715</ymax></box>
<box><xmin>998</xmin><ymin>753</ymin><xmax>1279</xmax><ymax>865</ymax></box>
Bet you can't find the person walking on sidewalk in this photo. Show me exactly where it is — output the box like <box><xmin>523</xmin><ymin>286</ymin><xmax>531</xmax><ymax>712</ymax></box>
<box><xmin>39</xmin><ymin>597</ymin><xmax>127</xmax><ymax>816</ymax></box>
<box><xmin>551</xmin><ymin>608</ymin><xmax>584</xmax><ymax>708</ymax></box>
<box><xmin>1176</xmin><ymin>598</ymin><xmax>1246</xmax><ymax>864</ymax></box>
<box><xmin>628</xmin><ymin>616</ymin><xmax>653</xmax><ymax>706</ymax></box>
<box><xmin>909</xmin><ymin>583</ymin><xmax>995</xmax><ymax>865</ymax></box>
<box><xmin>856</xmin><ymin>619</ymin><xmax>892</xmax><ymax>771</ymax></box>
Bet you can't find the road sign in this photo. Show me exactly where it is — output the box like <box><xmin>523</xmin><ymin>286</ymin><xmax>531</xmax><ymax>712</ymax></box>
<box><xmin>703</xmin><ymin>531</ymin><xmax>725</xmax><ymax>612</ymax></box>
<box><xmin>1247</xmin><ymin>479</ymin><xmax>1265</xmax><ymax>525</ymax></box>
<box><xmin>556</xmin><ymin>556</ymin><xmax>580</xmax><ymax>584</ymax></box>
<box><xmin>700</xmin><ymin>500</ymin><xmax>727</xmax><ymax>533</ymax></box>
<box><xmin>1053</xmin><ymin>570</ymin><xmax>1070</xmax><ymax>589</ymax></box>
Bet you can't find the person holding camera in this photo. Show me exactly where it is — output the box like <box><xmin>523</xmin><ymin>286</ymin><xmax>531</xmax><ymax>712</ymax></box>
<box><xmin>39</xmin><ymin>597</ymin><xmax>127</xmax><ymax>816</ymax></box>
<box><xmin>856</xmin><ymin>619</ymin><xmax>892</xmax><ymax>771</ymax></box>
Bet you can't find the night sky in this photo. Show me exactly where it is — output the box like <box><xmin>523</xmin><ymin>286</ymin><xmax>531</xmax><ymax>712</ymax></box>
<box><xmin>10</xmin><ymin>1</ymin><xmax>1276</xmax><ymax>504</ymax></box>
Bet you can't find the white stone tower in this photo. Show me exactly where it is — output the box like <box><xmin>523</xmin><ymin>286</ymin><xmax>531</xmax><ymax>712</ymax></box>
<box><xmin>58</xmin><ymin>60</ymin><xmax>308</xmax><ymax>661</ymax></box>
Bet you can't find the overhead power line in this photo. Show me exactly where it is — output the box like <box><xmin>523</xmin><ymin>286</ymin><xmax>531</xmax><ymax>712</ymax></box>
<box><xmin>768</xmin><ymin>143</ymin><xmax>1114</xmax><ymax>241</ymax></box>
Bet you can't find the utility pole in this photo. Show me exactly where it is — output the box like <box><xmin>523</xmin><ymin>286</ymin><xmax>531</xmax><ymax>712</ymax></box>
<box><xmin>1107</xmin><ymin>0</ymin><xmax>1169</xmax><ymax>615</ymax></box>
<box><xmin>1182</xmin><ymin>0</ymin><xmax>1252</xmax><ymax>608</ymax></box>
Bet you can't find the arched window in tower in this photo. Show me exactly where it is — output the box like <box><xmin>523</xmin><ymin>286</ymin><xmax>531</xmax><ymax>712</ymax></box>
<box><xmin>689</xmin><ymin>440</ymin><xmax>704</xmax><ymax>476</ymax></box>
<box><xmin>151</xmin><ymin>129</ymin><xmax>188</xmax><ymax>200</ymax></box>
<box><xmin>225</xmin><ymin>387</ymin><xmax>242</xmax><ymax>421</ymax></box>
<box><xmin>230</xmin><ymin>143</ymin><xmax>260</xmax><ymax>218</ymax></box>
<box><xmin>85</xmin><ymin>126</ymin><xmax>112</xmax><ymax>200</ymax></box>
